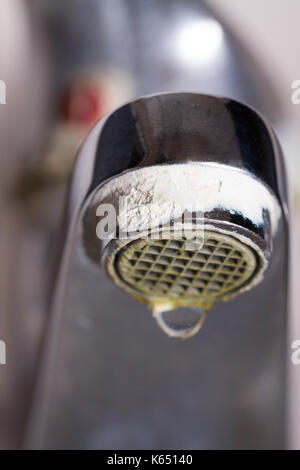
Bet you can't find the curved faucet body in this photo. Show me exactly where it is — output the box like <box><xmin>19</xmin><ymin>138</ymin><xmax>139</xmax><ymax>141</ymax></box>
<box><xmin>27</xmin><ymin>93</ymin><xmax>289</xmax><ymax>449</ymax></box>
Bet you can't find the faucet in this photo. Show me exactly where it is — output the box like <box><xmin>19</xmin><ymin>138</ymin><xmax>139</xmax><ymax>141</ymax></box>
<box><xmin>26</xmin><ymin>92</ymin><xmax>289</xmax><ymax>449</ymax></box>
<box><xmin>0</xmin><ymin>0</ymin><xmax>291</xmax><ymax>450</ymax></box>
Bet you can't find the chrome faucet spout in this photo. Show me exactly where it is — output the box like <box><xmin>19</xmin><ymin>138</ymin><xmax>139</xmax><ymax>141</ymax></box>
<box><xmin>27</xmin><ymin>93</ymin><xmax>289</xmax><ymax>450</ymax></box>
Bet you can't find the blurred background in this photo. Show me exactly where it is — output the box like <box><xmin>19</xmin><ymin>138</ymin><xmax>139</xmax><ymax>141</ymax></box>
<box><xmin>0</xmin><ymin>0</ymin><xmax>299</xmax><ymax>449</ymax></box>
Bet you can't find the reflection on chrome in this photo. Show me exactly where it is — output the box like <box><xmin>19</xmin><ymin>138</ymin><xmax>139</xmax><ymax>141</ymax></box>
<box><xmin>175</xmin><ymin>18</ymin><xmax>224</xmax><ymax>66</ymax></box>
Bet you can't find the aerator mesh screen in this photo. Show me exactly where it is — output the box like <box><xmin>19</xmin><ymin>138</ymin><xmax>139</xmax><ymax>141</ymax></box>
<box><xmin>116</xmin><ymin>231</ymin><xmax>257</xmax><ymax>302</ymax></box>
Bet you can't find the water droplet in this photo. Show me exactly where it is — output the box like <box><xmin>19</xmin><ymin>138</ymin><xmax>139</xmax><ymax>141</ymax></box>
<box><xmin>152</xmin><ymin>306</ymin><xmax>207</xmax><ymax>339</ymax></box>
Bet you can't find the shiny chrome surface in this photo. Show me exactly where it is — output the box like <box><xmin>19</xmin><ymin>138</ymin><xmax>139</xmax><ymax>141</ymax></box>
<box><xmin>0</xmin><ymin>0</ymin><xmax>289</xmax><ymax>450</ymax></box>
<box><xmin>26</xmin><ymin>93</ymin><xmax>288</xmax><ymax>449</ymax></box>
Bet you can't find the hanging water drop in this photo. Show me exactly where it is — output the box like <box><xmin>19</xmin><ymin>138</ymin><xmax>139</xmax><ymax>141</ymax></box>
<box><xmin>152</xmin><ymin>306</ymin><xmax>208</xmax><ymax>339</ymax></box>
